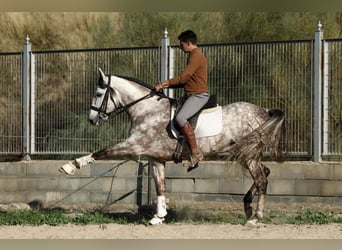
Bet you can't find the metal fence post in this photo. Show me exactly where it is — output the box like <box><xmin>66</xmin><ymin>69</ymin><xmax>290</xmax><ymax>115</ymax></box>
<box><xmin>313</xmin><ymin>21</ymin><xmax>323</xmax><ymax>162</ymax></box>
<box><xmin>30</xmin><ymin>46</ymin><xmax>36</xmax><ymax>154</ymax></box>
<box><xmin>147</xmin><ymin>160</ymin><xmax>152</xmax><ymax>206</ymax></box>
<box><xmin>322</xmin><ymin>39</ymin><xmax>329</xmax><ymax>156</ymax></box>
<box><xmin>159</xmin><ymin>28</ymin><xmax>174</xmax><ymax>98</ymax></box>
<box><xmin>22</xmin><ymin>36</ymin><xmax>32</xmax><ymax>160</ymax></box>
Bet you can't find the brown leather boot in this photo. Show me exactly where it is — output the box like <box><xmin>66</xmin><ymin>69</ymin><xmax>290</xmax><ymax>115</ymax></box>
<box><xmin>182</xmin><ymin>121</ymin><xmax>203</xmax><ymax>169</ymax></box>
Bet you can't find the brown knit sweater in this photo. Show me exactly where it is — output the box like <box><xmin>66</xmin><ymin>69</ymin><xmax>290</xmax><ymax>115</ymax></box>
<box><xmin>167</xmin><ymin>47</ymin><xmax>208</xmax><ymax>94</ymax></box>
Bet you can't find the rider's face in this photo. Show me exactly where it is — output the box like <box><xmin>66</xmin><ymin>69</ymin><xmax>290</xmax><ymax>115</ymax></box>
<box><xmin>179</xmin><ymin>41</ymin><xmax>191</xmax><ymax>53</ymax></box>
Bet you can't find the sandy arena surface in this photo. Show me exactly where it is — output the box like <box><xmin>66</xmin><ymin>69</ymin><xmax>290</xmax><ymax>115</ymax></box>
<box><xmin>0</xmin><ymin>201</ymin><xmax>342</xmax><ymax>239</ymax></box>
<box><xmin>0</xmin><ymin>222</ymin><xmax>341</xmax><ymax>239</ymax></box>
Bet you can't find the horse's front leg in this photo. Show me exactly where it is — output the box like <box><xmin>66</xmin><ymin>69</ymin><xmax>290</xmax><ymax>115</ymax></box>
<box><xmin>59</xmin><ymin>142</ymin><xmax>137</xmax><ymax>175</ymax></box>
<box><xmin>59</xmin><ymin>153</ymin><xmax>95</xmax><ymax>175</ymax></box>
<box><xmin>149</xmin><ymin>160</ymin><xmax>168</xmax><ymax>225</ymax></box>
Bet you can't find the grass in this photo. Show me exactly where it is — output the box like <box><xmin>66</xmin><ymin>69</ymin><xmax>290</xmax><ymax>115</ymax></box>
<box><xmin>0</xmin><ymin>208</ymin><xmax>341</xmax><ymax>226</ymax></box>
<box><xmin>288</xmin><ymin>209</ymin><xmax>342</xmax><ymax>225</ymax></box>
<box><xmin>0</xmin><ymin>210</ymin><xmax>131</xmax><ymax>226</ymax></box>
<box><xmin>258</xmin><ymin>209</ymin><xmax>342</xmax><ymax>225</ymax></box>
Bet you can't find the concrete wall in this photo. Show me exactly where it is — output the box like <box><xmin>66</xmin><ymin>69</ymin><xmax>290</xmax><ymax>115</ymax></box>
<box><xmin>0</xmin><ymin>160</ymin><xmax>341</xmax><ymax>211</ymax></box>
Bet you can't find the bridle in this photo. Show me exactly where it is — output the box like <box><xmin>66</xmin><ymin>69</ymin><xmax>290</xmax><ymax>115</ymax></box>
<box><xmin>90</xmin><ymin>75</ymin><xmax>116</xmax><ymax>121</ymax></box>
<box><xmin>90</xmin><ymin>75</ymin><xmax>169</xmax><ymax>121</ymax></box>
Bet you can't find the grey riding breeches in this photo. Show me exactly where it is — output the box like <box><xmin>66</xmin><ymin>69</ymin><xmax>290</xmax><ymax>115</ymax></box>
<box><xmin>175</xmin><ymin>93</ymin><xmax>209</xmax><ymax>128</ymax></box>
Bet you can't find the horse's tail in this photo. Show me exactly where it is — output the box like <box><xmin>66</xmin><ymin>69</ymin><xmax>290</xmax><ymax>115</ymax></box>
<box><xmin>230</xmin><ymin>109</ymin><xmax>287</xmax><ymax>165</ymax></box>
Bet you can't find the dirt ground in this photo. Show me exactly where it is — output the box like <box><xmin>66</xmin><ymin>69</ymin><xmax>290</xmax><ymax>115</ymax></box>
<box><xmin>0</xmin><ymin>223</ymin><xmax>341</xmax><ymax>239</ymax></box>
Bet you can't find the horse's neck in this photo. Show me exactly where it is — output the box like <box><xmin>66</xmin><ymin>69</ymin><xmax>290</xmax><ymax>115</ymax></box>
<box><xmin>132</xmin><ymin>96</ymin><xmax>170</xmax><ymax>114</ymax></box>
<box><xmin>113</xmin><ymin>78</ymin><xmax>147</xmax><ymax>104</ymax></box>
<box><xmin>111</xmin><ymin>77</ymin><xmax>171</xmax><ymax>118</ymax></box>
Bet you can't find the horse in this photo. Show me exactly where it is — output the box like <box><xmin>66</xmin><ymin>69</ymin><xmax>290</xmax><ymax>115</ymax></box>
<box><xmin>60</xmin><ymin>68</ymin><xmax>286</xmax><ymax>225</ymax></box>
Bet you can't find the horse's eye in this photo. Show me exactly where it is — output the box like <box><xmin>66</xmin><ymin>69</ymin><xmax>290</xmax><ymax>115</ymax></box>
<box><xmin>96</xmin><ymin>93</ymin><xmax>102</xmax><ymax>98</ymax></box>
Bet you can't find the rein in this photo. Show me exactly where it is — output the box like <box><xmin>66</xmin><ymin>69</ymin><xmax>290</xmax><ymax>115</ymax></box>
<box><xmin>90</xmin><ymin>75</ymin><xmax>169</xmax><ymax>120</ymax></box>
<box><xmin>110</xmin><ymin>89</ymin><xmax>161</xmax><ymax>116</ymax></box>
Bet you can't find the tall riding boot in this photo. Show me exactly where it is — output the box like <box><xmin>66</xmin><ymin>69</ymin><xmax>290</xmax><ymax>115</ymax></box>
<box><xmin>182</xmin><ymin>121</ymin><xmax>203</xmax><ymax>168</ymax></box>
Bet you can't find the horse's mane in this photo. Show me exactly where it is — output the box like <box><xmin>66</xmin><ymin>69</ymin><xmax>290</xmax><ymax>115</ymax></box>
<box><xmin>116</xmin><ymin>75</ymin><xmax>155</xmax><ymax>90</ymax></box>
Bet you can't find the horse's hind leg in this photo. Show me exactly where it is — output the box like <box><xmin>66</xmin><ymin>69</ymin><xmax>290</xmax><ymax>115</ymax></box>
<box><xmin>245</xmin><ymin>162</ymin><xmax>270</xmax><ymax>221</ymax></box>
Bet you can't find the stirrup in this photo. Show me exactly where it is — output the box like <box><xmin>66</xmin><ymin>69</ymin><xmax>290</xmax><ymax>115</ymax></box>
<box><xmin>182</xmin><ymin>155</ymin><xmax>200</xmax><ymax>172</ymax></box>
<box><xmin>187</xmin><ymin>157</ymin><xmax>200</xmax><ymax>172</ymax></box>
<box><xmin>186</xmin><ymin>151</ymin><xmax>202</xmax><ymax>172</ymax></box>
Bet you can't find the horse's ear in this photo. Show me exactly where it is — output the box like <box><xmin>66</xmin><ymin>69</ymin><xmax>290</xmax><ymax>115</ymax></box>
<box><xmin>98</xmin><ymin>68</ymin><xmax>106</xmax><ymax>81</ymax></box>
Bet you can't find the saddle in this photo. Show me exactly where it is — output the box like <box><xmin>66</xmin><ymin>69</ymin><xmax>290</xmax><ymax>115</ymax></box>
<box><xmin>170</xmin><ymin>94</ymin><xmax>223</xmax><ymax>164</ymax></box>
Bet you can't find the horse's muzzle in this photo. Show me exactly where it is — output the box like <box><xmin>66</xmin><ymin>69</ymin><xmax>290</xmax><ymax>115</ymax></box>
<box><xmin>89</xmin><ymin>117</ymin><xmax>100</xmax><ymax>126</ymax></box>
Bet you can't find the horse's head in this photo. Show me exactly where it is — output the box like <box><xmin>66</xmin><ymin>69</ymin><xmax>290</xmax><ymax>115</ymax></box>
<box><xmin>89</xmin><ymin>68</ymin><xmax>121</xmax><ymax>126</ymax></box>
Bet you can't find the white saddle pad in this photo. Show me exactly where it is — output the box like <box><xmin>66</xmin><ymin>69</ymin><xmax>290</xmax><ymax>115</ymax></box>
<box><xmin>171</xmin><ymin>105</ymin><xmax>223</xmax><ymax>138</ymax></box>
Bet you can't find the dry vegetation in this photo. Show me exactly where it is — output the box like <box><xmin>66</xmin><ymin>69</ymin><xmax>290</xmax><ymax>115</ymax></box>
<box><xmin>1</xmin><ymin>12</ymin><xmax>342</xmax><ymax>52</ymax></box>
<box><xmin>0</xmin><ymin>12</ymin><xmax>122</xmax><ymax>51</ymax></box>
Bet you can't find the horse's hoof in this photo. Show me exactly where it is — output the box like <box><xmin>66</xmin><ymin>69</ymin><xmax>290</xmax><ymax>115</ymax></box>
<box><xmin>255</xmin><ymin>211</ymin><xmax>264</xmax><ymax>220</ymax></box>
<box><xmin>245</xmin><ymin>218</ymin><xmax>258</xmax><ymax>227</ymax></box>
<box><xmin>59</xmin><ymin>162</ymin><xmax>76</xmax><ymax>175</ymax></box>
<box><xmin>149</xmin><ymin>215</ymin><xmax>165</xmax><ymax>225</ymax></box>
<box><xmin>244</xmin><ymin>205</ymin><xmax>254</xmax><ymax>219</ymax></box>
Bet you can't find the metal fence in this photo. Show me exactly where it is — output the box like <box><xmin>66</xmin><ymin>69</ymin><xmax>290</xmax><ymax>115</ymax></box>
<box><xmin>0</xmin><ymin>26</ymin><xmax>341</xmax><ymax>161</ymax></box>
<box><xmin>193</xmin><ymin>41</ymin><xmax>313</xmax><ymax>156</ymax></box>
<box><xmin>31</xmin><ymin>47</ymin><xmax>160</xmax><ymax>154</ymax></box>
<box><xmin>323</xmin><ymin>39</ymin><xmax>342</xmax><ymax>157</ymax></box>
<box><xmin>0</xmin><ymin>52</ymin><xmax>22</xmax><ymax>154</ymax></box>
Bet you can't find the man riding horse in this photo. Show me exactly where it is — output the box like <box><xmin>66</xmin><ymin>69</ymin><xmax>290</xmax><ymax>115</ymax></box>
<box><xmin>60</xmin><ymin>30</ymin><xmax>286</xmax><ymax>225</ymax></box>
<box><xmin>155</xmin><ymin>30</ymin><xmax>209</xmax><ymax>169</ymax></box>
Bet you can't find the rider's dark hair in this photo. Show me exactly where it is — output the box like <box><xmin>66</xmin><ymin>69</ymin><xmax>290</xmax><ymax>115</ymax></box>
<box><xmin>178</xmin><ymin>30</ymin><xmax>197</xmax><ymax>45</ymax></box>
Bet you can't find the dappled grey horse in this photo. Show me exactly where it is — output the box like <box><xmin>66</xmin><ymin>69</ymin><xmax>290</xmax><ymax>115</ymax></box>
<box><xmin>60</xmin><ymin>68</ymin><xmax>286</xmax><ymax>225</ymax></box>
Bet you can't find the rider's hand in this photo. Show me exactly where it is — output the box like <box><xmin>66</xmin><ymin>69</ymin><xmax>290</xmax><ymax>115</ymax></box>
<box><xmin>155</xmin><ymin>83</ymin><xmax>163</xmax><ymax>92</ymax></box>
<box><xmin>155</xmin><ymin>81</ymin><xmax>168</xmax><ymax>92</ymax></box>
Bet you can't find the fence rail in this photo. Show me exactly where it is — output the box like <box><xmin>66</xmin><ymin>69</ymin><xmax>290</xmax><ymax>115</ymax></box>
<box><xmin>0</xmin><ymin>26</ymin><xmax>341</xmax><ymax>161</ymax></box>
